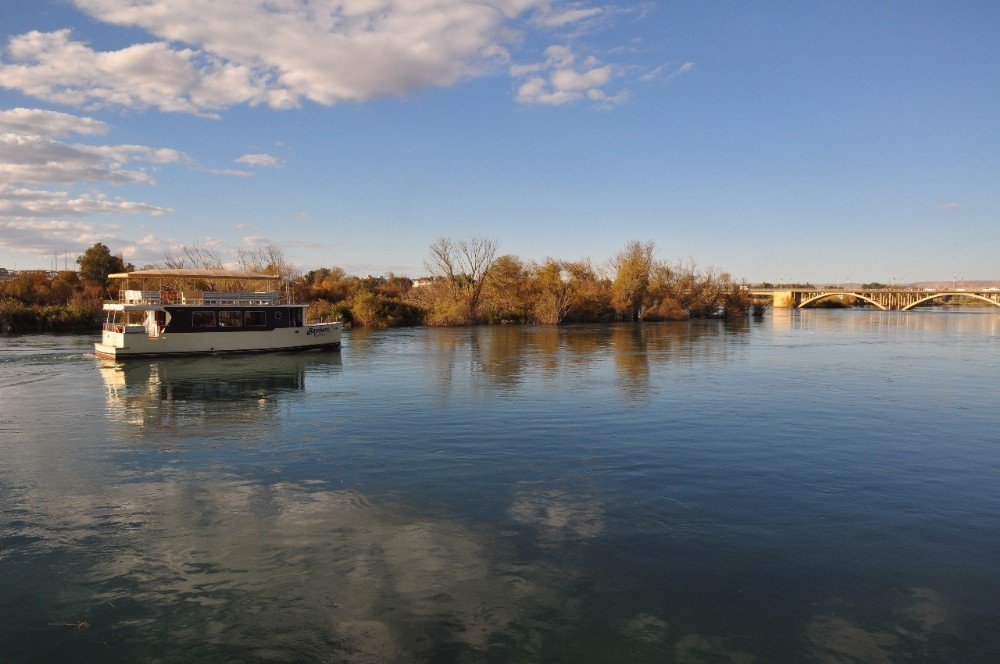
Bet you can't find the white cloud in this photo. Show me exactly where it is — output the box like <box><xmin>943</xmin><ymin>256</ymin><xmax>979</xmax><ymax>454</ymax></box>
<box><xmin>235</xmin><ymin>152</ymin><xmax>282</xmax><ymax>168</ymax></box>
<box><xmin>0</xmin><ymin>108</ymin><xmax>184</xmax><ymax>262</ymax></box>
<box><xmin>537</xmin><ymin>6</ymin><xmax>602</xmax><ymax>27</ymax></box>
<box><xmin>0</xmin><ymin>1</ymin><xmax>638</xmax><ymax>113</ymax></box>
<box><xmin>551</xmin><ymin>65</ymin><xmax>610</xmax><ymax>91</ymax></box>
<box><xmin>0</xmin><ymin>182</ymin><xmax>174</xmax><ymax>260</ymax></box>
<box><xmin>0</xmin><ymin>107</ymin><xmax>109</xmax><ymax>137</ymax></box>
<box><xmin>0</xmin><ymin>185</ymin><xmax>171</xmax><ymax>217</ymax></box>
<box><xmin>0</xmin><ymin>217</ymin><xmax>123</xmax><ymax>256</ymax></box>
<box><xmin>0</xmin><ymin>132</ymin><xmax>193</xmax><ymax>187</ymax></box>
<box><xmin>0</xmin><ymin>133</ymin><xmax>157</xmax><ymax>185</ymax></box>
<box><xmin>639</xmin><ymin>60</ymin><xmax>694</xmax><ymax>83</ymax></box>
<box><xmin>937</xmin><ymin>202</ymin><xmax>959</xmax><ymax>210</ymax></box>
<box><xmin>509</xmin><ymin>62</ymin><xmax>545</xmax><ymax>76</ymax></box>
<box><xmin>94</xmin><ymin>144</ymin><xmax>189</xmax><ymax>165</ymax></box>
<box><xmin>0</xmin><ymin>214</ymin><xmax>187</xmax><ymax>265</ymax></box>
<box><xmin>0</xmin><ymin>108</ymin><xmax>191</xmax><ymax>187</ymax></box>
<box><xmin>0</xmin><ymin>1</ymin><xmax>550</xmax><ymax>113</ymax></box>
<box><xmin>513</xmin><ymin>44</ymin><xmax>616</xmax><ymax>106</ymax></box>
<box><xmin>200</xmin><ymin>167</ymin><xmax>254</xmax><ymax>177</ymax></box>
<box><xmin>0</xmin><ymin>30</ymin><xmax>264</xmax><ymax>116</ymax></box>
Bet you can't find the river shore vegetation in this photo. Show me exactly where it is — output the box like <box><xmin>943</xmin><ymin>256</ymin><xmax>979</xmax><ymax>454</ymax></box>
<box><xmin>230</xmin><ymin>236</ymin><xmax>752</xmax><ymax>328</ymax></box>
<box><xmin>299</xmin><ymin>238</ymin><xmax>753</xmax><ymax>328</ymax></box>
<box><xmin>2</xmin><ymin>238</ymin><xmax>754</xmax><ymax>333</ymax></box>
<box><xmin>0</xmin><ymin>243</ymin><xmax>129</xmax><ymax>333</ymax></box>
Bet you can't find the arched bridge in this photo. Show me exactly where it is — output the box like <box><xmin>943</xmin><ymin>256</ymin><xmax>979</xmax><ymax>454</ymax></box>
<box><xmin>751</xmin><ymin>288</ymin><xmax>1000</xmax><ymax>311</ymax></box>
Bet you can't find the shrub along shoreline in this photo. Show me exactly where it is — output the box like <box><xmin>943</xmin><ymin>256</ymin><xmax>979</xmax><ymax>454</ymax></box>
<box><xmin>1</xmin><ymin>238</ymin><xmax>756</xmax><ymax>334</ymax></box>
<box><xmin>0</xmin><ymin>300</ymin><xmax>103</xmax><ymax>334</ymax></box>
<box><xmin>301</xmin><ymin>239</ymin><xmax>754</xmax><ymax>328</ymax></box>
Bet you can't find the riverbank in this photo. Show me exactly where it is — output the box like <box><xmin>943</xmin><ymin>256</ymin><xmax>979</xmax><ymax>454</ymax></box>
<box><xmin>0</xmin><ymin>301</ymin><xmax>102</xmax><ymax>333</ymax></box>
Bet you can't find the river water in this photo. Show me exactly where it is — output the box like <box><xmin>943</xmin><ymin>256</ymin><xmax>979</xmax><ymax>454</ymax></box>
<box><xmin>1</xmin><ymin>310</ymin><xmax>998</xmax><ymax>662</ymax></box>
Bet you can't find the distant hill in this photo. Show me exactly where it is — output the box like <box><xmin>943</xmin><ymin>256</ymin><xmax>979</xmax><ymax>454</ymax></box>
<box><xmin>811</xmin><ymin>281</ymin><xmax>1000</xmax><ymax>290</ymax></box>
<box><xmin>905</xmin><ymin>280</ymin><xmax>1000</xmax><ymax>290</ymax></box>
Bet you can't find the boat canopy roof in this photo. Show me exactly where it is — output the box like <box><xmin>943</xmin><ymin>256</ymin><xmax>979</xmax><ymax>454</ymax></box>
<box><xmin>108</xmin><ymin>269</ymin><xmax>281</xmax><ymax>280</ymax></box>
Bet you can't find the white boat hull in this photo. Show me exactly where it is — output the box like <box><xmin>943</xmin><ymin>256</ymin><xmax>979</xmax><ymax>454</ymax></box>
<box><xmin>94</xmin><ymin>322</ymin><xmax>341</xmax><ymax>359</ymax></box>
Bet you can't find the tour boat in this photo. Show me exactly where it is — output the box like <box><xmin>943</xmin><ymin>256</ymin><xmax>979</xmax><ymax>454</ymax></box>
<box><xmin>94</xmin><ymin>269</ymin><xmax>341</xmax><ymax>359</ymax></box>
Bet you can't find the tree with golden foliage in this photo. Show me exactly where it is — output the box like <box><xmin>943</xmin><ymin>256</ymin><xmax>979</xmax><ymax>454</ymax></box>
<box><xmin>482</xmin><ymin>255</ymin><xmax>534</xmax><ymax>324</ymax></box>
<box><xmin>611</xmin><ymin>240</ymin><xmax>655</xmax><ymax>322</ymax></box>
<box><xmin>564</xmin><ymin>260</ymin><xmax>615</xmax><ymax>322</ymax></box>
<box><xmin>532</xmin><ymin>259</ymin><xmax>576</xmax><ymax>325</ymax></box>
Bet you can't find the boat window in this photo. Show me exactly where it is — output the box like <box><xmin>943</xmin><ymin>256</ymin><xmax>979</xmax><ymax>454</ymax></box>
<box><xmin>219</xmin><ymin>310</ymin><xmax>243</xmax><ymax>328</ymax></box>
<box><xmin>246</xmin><ymin>310</ymin><xmax>267</xmax><ymax>327</ymax></box>
<box><xmin>192</xmin><ymin>310</ymin><xmax>216</xmax><ymax>328</ymax></box>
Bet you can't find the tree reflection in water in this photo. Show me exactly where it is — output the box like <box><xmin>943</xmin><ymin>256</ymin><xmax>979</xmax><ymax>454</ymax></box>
<box><xmin>411</xmin><ymin>322</ymin><xmax>749</xmax><ymax>403</ymax></box>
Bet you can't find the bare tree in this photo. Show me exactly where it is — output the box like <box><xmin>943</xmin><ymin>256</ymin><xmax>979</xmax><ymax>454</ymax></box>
<box><xmin>424</xmin><ymin>235</ymin><xmax>498</xmax><ymax>321</ymax></box>
<box><xmin>425</xmin><ymin>237</ymin><xmax>458</xmax><ymax>283</ymax></box>
<box><xmin>235</xmin><ymin>244</ymin><xmax>296</xmax><ymax>279</ymax></box>
<box><xmin>162</xmin><ymin>244</ymin><xmax>224</xmax><ymax>269</ymax></box>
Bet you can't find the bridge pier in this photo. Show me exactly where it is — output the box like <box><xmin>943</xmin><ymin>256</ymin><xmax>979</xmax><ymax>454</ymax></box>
<box><xmin>768</xmin><ymin>290</ymin><xmax>801</xmax><ymax>308</ymax></box>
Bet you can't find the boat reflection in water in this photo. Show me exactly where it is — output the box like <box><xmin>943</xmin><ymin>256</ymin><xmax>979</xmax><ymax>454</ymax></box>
<box><xmin>98</xmin><ymin>352</ymin><xmax>342</xmax><ymax>430</ymax></box>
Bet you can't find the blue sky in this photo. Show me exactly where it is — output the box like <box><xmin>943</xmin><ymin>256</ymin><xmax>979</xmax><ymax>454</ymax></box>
<box><xmin>0</xmin><ymin>1</ymin><xmax>997</xmax><ymax>282</ymax></box>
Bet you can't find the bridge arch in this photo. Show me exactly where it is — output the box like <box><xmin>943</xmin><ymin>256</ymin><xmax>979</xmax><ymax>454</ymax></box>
<box><xmin>901</xmin><ymin>292</ymin><xmax>1000</xmax><ymax>311</ymax></box>
<box><xmin>798</xmin><ymin>292</ymin><xmax>888</xmax><ymax>310</ymax></box>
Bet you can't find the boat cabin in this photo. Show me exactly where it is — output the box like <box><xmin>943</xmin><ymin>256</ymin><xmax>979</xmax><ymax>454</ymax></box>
<box><xmin>103</xmin><ymin>268</ymin><xmax>303</xmax><ymax>339</ymax></box>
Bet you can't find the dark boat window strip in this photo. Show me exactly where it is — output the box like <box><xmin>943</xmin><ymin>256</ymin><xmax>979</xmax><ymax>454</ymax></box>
<box><xmin>192</xmin><ymin>310</ymin><xmax>216</xmax><ymax>328</ymax></box>
<box><xmin>161</xmin><ymin>306</ymin><xmax>309</xmax><ymax>332</ymax></box>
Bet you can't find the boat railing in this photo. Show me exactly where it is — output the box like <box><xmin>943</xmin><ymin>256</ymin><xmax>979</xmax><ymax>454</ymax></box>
<box><xmin>123</xmin><ymin>290</ymin><xmax>163</xmax><ymax>304</ymax></box>
<box><xmin>117</xmin><ymin>289</ymin><xmax>283</xmax><ymax>306</ymax></box>
<box><xmin>103</xmin><ymin>322</ymin><xmax>146</xmax><ymax>333</ymax></box>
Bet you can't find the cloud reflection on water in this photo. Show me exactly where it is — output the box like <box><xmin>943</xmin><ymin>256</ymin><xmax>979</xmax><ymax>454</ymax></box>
<box><xmin>509</xmin><ymin>488</ymin><xmax>604</xmax><ymax>543</ymax></box>
<box><xmin>805</xmin><ymin>588</ymin><xmax>961</xmax><ymax>662</ymax></box>
<box><xmin>4</xmin><ymin>475</ymin><xmax>563</xmax><ymax>661</ymax></box>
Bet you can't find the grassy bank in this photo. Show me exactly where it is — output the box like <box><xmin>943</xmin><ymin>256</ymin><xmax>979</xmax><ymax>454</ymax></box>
<box><xmin>0</xmin><ymin>301</ymin><xmax>102</xmax><ymax>333</ymax></box>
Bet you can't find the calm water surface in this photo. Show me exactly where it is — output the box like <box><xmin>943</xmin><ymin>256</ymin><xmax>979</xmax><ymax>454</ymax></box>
<box><xmin>1</xmin><ymin>310</ymin><xmax>999</xmax><ymax>662</ymax></box>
